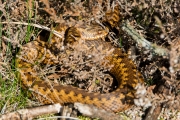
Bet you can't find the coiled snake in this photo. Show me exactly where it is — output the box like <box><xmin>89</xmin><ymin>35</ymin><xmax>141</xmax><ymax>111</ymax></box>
<box><xmin>15</xmin><ymin>6</ymin><xmax>144</xmax><ymax>113</ymax></box>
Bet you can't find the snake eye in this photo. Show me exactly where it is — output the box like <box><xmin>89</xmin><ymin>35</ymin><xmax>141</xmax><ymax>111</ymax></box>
<box><xmin>98</xmin><ymin>31</ymin><xmax>102</xmax><ymax>34</ymax></box>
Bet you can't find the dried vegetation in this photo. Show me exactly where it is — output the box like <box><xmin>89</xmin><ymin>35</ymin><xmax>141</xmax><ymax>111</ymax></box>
<box><xmin>0</xmin><ymin>0</ymin><xmax>180</xmax><ymax>119</ymax></box>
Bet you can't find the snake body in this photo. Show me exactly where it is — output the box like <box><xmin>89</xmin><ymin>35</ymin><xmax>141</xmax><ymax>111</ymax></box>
<box><xmin>16</xmin><ymin>6</ymin><xmax>144</xmax><ymax>112</ymax></box>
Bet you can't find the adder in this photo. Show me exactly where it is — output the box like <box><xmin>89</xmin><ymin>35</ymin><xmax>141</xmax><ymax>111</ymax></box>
<box><xmin>15</xmin><ymin>5</ymin><xmax>144</xmax><ymax>113</ymax></box>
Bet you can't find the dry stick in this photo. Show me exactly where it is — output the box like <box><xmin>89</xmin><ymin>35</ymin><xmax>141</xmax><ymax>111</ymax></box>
<box><xmin>74</xmin><ymin>103</ymin><xmax>123</xmax><ymax>120</ymax></box>
<box><xmin>121</xmin><ymin>21</ymin><xmax>169</xmax><ymax>57</ymax></box>
<box><xmin>144</xmin><ymin>104</ymin><xmax>162</xmax><ymax>120</ymax></box>
<box><xmin>0</xmin><ymin>104</ymin><xmax>66</xmax><ymax>120</ymax></box>
<box><xmin>0</xmin><ymin>22</ymin><xmax>63</xmax><ymax>38</ymax></box>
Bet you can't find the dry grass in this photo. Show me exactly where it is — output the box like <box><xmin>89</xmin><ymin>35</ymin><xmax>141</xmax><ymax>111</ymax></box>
<box><xmin>0</xmin><ymin>0</ymin><xmax>180</xmax><ymax>119</ymax></box>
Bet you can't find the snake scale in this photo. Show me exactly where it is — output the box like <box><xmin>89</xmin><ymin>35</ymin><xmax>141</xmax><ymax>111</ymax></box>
<box><xmin>15</xmin><ymin>6</ymin><xmax>144</xmax><ymax>113</ymax></box>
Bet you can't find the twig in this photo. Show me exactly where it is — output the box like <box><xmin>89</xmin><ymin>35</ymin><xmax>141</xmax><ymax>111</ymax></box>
<box><xmin>121</xmin><ymin>21</ymin><xmax>169</xmax><ymax>57</ymax></box>
<box><xmin>0</xmin><ymin>104</ymin><xmax>63</xmax><ymax>120</ymax></box>
<box><xmin>144</xmin><ymin>104</ymin><xmax>162</xmax><ymax>120</ymax></box>
<box><xmin>0</xmin><ymin>22</ymin><xmax>63</xmax><ymax>38</ymax></box>
<box><xmin>74</xmin><ymin>102</ymin><xmax>123</xmax><ymax>120</ymax></box>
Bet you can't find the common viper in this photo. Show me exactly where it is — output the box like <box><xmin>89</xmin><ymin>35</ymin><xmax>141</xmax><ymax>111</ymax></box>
<box><xmin>15</xmin><ymin>6</ymin><xmax>144</xmax><ymax>113</ymax></box>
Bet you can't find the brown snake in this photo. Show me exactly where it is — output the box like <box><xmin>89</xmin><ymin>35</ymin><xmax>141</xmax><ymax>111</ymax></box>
<box><xmin>15</xmin><ymin>6</ymin><xmax>144</xmax><ymax>113</ymax></box>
